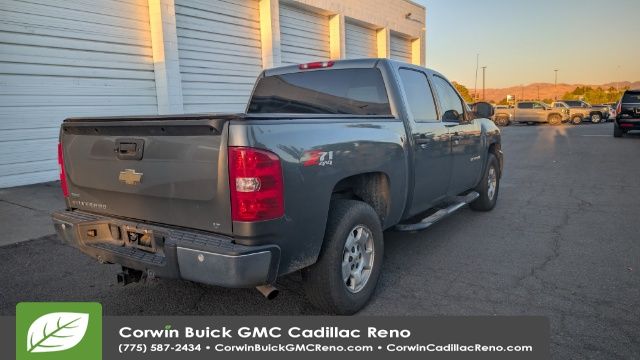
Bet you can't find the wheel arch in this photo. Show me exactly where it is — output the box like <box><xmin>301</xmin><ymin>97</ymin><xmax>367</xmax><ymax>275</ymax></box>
<box><xmin>330</xmin><ymin>172</ymin><xmax>391</xmax><ymax>226</ymax></box>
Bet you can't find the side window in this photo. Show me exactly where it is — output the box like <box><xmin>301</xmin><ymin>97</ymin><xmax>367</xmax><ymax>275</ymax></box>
<box><xmin>432</xmin><ymin>76</ymin><xmax>465</xmax><ymax>122</ymax></box>
<box><xmin>532</xmin><ymin>103</ymin><xmax>544</xmax><ymax>109</ymax></box>
<box><xmin>398</xmin><ymin>69</ymin><xmax>438</xmax><ymax>122</ymax></box>
<box><xmin>518</xmin><ymin>102</ymin><xmax>533</xmax><ymax>109</ymax></box>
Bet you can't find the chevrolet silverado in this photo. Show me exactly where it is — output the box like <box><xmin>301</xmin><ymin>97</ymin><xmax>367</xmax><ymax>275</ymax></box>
<box><xmin>52</xmin><ymin>59</ymin><xmax>503</xmax><ymax>314</ymax></box>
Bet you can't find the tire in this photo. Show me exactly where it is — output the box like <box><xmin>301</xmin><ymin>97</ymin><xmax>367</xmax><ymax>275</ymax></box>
<box><xmin>527</xmin><ymin>122</ymin><xmax>536</xmax><ymax>126</ymax></box>
<box><xmin>302</xmin><ymin>200</ymin><xmax>384</xmax><ymax>314</ymax></box>
<box><xmin>470</xmin><ymin>153</ymin><xmax>500</xmax><ymax>212</ymax></box>
<box><xmin>548</xmin><ymin>114</ymin><xmax>562</xmax><ymax>126</ymax></box>
<box><xmin>571</xmin><ymin>116</ymin><xmax>583</xmax><ymax>125</ymax></box>
<box><xmin>614</xmin><ymin>124</ymin><xmax>623</xmax><ymax>138</ymax></box>
<box><xmin>591</xmin><ymin>113</ymin><xmax>602</xmax><ymax>124</ymax></box>
<box><xmin>495</xmin><ymin>116</ymin><xmax>510</xmax><ymax>127</ymax></box>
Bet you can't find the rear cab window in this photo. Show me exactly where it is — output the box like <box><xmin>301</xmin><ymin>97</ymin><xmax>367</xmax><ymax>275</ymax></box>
<box><xmin>247</xmin><ymin>68</ymin><xmax>392</xmax><ymax>115</ymax></box>
<box><xmin>622</xmin><ymin>91</ymin><xmax>640</xmax><ymax>103</ymax></box>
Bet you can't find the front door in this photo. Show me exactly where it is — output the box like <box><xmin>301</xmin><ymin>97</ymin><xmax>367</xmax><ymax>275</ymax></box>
<box><xmin>431</xmin><ymin>75</ymin><xmax>483</xmax><ymax>196</ymax></box>
<box><xmin>398</xmin><ymin>68</ymin><xmax>452</xmax><ymax>216</ymax></box>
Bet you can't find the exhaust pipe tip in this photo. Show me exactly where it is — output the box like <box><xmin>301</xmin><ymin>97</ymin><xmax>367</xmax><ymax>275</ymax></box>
<box><xmin>256</xmin><ymin>284</ymin><xmax>279</xmax><ymax>300</ymax></box>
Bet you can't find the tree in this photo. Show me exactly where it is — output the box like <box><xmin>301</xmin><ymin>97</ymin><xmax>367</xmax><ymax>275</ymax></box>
<box><xmin>562</xmin><ymin>86</ymin><xmax>625</xmax><ymax>104</ymax></box>
<box><xmin>452</xmin><ymin>82</ymin><xmax>474</xmax><ymax>103</ymax></box>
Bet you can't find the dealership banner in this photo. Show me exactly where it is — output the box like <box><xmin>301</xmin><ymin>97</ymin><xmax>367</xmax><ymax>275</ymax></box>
<box><xmin>2</xmin><ymin>305</ymin><xmax>549</xmax><ymax>360</ymax></box>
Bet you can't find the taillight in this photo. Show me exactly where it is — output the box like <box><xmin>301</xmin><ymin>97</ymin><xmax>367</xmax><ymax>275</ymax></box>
<box><xmin>228</xmin><ymin>147</ymin><xmax>284</xmax><ymax>222</ymax></box>
<box><xmin>57</xmin><ymin>142</ymin><xmax>69</xmax><ymax>198</ymax></box>
<box><xmin>616</xmin><ymin>101</ymin><xmax>622</xmax><ymax>115</ymax></box>
<box><xmin>299</xmin><ymin>61</ymin><xmax>334</xmax><ymax>70</ymax></box>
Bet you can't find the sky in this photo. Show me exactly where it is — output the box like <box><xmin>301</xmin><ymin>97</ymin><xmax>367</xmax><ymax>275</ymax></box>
<box><xmin>414</xmin><ymin>0</ymin><xmax>640</xmax><ymax>88</ymax></box>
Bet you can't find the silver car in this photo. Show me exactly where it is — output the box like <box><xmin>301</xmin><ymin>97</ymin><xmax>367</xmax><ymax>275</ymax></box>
<box><xmin>494</xmin><ymin>101</ymin><xmax>569</xmax><ymax>126</ymax></box>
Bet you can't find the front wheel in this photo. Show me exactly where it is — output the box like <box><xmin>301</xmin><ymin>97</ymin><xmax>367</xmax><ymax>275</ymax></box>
<box><xmin>495</xmin><ymin>116</ymin><xmax>510</xmax><ymax>127</ymax></box>
<box><xmin>470</xmin><ymin>153</ymin><xmax>500</xmax><ymax>212</ymax></box>
<box><xmin>571</xmin><ymin>116</ymin><xmax>583</xmax><ymax>125</ymax></box>
<box><xmin>302</xmin><ymin>200</ymin><xmax>384</xmax><ymax>314</ymax></box>
<box><xmin>548</xmin><ymin>115</ymin><xmax>562</xmax><ymax>126</ymax></box>
<box><xmin>591</xmin><ymin>113</ymin><xmax>602</xmax><ymax>124</ymax></box>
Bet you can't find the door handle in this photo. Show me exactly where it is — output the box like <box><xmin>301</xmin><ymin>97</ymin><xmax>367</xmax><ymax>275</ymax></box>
<box><xmin>115</xmin><ymin>139</ymin><xmax>144</xmax><ymax>160</ymax></box>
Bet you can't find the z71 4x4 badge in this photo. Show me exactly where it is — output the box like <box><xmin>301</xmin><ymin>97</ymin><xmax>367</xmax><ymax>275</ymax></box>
<box><xmin>302</xmin><ymin>150</ymin><xmax>334</xmax><ymax>167</ymax></box>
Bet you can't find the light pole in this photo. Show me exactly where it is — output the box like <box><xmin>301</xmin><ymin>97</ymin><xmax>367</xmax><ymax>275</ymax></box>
<box><xmin>482</xmin><ymin>66</ymin><xmax>487</xmax><ymax>101</ymax></box>
<box><xmin>554</xmin><ymin>69</ymin><xmax>559</xmax><ymax>100</ymax></box>
<box><xmin>474</xmin><ymin>54</ymin><xmax>479</xmax><ymax>101</ymax></box>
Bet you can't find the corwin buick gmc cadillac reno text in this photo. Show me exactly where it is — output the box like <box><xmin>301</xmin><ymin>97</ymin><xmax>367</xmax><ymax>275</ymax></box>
<box><xmin>52</xmin><ymin>59</ymin><xmax>503</xmax><ymax>314</ymax></box>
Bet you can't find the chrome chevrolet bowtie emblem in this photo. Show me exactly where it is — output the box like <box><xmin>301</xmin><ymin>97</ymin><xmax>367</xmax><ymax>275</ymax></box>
<box><xmin>119</xmin><ymin>169</ymin><xmax>142</xmax><ymax>185</ymax></box>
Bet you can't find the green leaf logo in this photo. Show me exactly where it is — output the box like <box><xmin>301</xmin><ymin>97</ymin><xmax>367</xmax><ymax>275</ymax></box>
<box><xmin>26</xmin><ymin>312</ymin><xmax>89</xmax><ymax>353</ymax></box>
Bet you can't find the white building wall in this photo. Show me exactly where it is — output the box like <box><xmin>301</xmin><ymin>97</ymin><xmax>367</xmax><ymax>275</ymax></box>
<box><xmin>0</xmin><ymin>0</ymin><xmax>426</xmax><ymax>188</ymax></box>
<box><xmin>279</xmin><ymin>3</ymin><xmax>330</xmax><ymax>65</ymax></box>
<box><xmin>0</xmin><ymin>0</ymin><xmax>157</xmax><ymax>188</ymax></box>
<box><xmin>390</xmin><ymin>33</ymin><xmax>412</xmax><ymax>63</ymax></box>
<box><xmin>345</xmin><ymin>20</ymin><xmax>377</xmax><ymax>59</ymax></box>
<box><xmin>175</xmin><ymin>0</ymin><xmax>263</xmax><ymax>113</ymax></box>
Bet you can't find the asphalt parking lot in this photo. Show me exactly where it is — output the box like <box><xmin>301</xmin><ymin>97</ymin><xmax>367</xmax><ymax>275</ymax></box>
<box><xmin>1</xmin><ymin>123</ymin><xmax>638</xmax><ymax>359</ymax></box>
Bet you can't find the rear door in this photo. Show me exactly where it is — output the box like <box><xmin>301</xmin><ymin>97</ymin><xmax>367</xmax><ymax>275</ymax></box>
<box><xmin>431</xmin><ymin>75</ymin><xmax>483</xmax><ymax>196</ymax></box>
<box><xmin>61</xmin><ymin>116</ymin><xmax>233</xmax><ymax>234</ymax></box>
<box><xmin>397</xmin><ymin>68</ymin><xmax>451</xmax><ymax>215</ymax></box>
<box><xmin>516</xmin><ymin>102</ymin><xmax>534</xmax><ymax>122</ymax></box>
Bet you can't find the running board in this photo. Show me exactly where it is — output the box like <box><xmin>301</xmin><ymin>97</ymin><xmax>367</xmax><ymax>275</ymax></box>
<box><xmin>395</xmin><ymin>192</ymin><xmax>480</xmax><ymax>232</ymax></box>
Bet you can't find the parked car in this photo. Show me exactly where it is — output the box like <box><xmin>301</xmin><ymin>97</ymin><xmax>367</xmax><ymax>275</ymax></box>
<box><xmin>52</xmin><ymin>59</ymin><xmax>503</xmax><ymax>314</ymax></box>
<box><xmin>614</xmin><ymin>89</ymin><xmax>640</xmax><ymax>137</ymax></box>
<box><xmin>494</xmin><ymin>101</ymin><xmax>568</xmax><ymax>126</ymax></box>
<box><xmin>604</xmin><ymin>103</ymin><xmax>617</xmax><ymax>121</ymax></box>
<box><xmin>592</xmin><ymin>104</ymin><xmax>613</xmax><ymax>121</ymax></box>
<box><xmin>554</xmin><ymin>100</ymin><xmax>608</xmax><ymax>124</ymax></box>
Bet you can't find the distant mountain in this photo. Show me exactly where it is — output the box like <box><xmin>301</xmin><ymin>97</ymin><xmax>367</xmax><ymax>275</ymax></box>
<box><xmin>466</xmin><ymin>81</ymin><xmax>640</xmax><ymax>102</ymax></box>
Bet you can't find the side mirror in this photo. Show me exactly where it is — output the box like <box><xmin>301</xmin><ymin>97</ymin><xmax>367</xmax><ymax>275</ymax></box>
<box><xmin>471</xmin><ymin>102</ymin><xmax>494</xmax><ymax>119</ymax></box>
<box><xmin>443</xmin><ymin>109</ymin><xmax>461</xmax><ymax>122</ymax></box>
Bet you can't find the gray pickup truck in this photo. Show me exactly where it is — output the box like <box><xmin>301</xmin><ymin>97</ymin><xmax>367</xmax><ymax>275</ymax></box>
<box><xmin>52</xmin><ymin>59</ymin><xmax>503</xmax><ymax>314</ymax></box>
<box><xmin>493</xmin><ymin>101</ymin><xmax>569</xmax><ymax>126</ymax></box>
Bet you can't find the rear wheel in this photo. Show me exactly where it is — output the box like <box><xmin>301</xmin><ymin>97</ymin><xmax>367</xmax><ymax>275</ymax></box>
<box><xmin>614</xmin><ymin>124</ymin><xmax>624</xmax><ymax>138</ymax></box>
<box><xmin>470</xmin><ymin>153</ymin><xmax>500</xmax><ymax>212</ymax></box>
<box><xmin>571</xmin><ymin>116</ymin><xmax>583</xmax><ymax>125</ymax></box>
<box><xmin>591</xmin><ymin>113</ymin><xmax>602</xmax><ymax>123</ymax></box>
<box><xmin>302</xmin><ymin>200</ymin><xmax>383</xmax><ymax>314</ymax></box>
<box><xmin>548</xmin><ymin>114</ymin><xmax>562</xmax><ymax>126</ymax></box>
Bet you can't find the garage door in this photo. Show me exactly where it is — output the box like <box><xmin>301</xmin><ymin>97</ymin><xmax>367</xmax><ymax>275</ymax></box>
<box><xmin>345</xmin><ymin>21</ymin><xmax>377</xmax><ymax>59</ymax></box>
<box><xmin>279</xmin><ymin>4</ymin><xmax>330</xmax><ymax>65</ymax></box>
<box><xmin>0</xmin><ymin>0</ymin><xmax>157</xmax><ymax>188</ymax></box>
<box><xmin>175</xmin><ymin>0</ymin><xmax>262</xmax><ymax>113</ymax></box>
<box><xmin>390</xmin><ymin>34</ymin><xmax>412</xmax><ymax>63</ymax></box>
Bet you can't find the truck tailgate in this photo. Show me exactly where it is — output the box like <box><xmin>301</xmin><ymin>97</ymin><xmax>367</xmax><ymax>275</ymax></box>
<box><xmin>60</xmin><ymin>114</ymin><xmax>235</xmax><ymax>235</ymax></box>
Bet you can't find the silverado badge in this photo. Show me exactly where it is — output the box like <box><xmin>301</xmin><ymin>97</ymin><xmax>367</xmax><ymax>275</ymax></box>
<box><xmin>119</xmin><ymin>169</ymin><xmax>143</xmax><ymax>185</ymax></box>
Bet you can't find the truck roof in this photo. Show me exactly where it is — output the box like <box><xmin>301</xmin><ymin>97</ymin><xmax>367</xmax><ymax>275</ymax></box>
<box><xmin>263</xmin><ymin>58</ymin><xmax>431</xmax><ymax>76</ymax></box>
